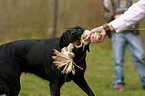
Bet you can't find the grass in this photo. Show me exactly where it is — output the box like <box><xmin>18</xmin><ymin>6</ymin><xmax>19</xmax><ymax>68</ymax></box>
<box><xmin>2</xmin><ymin>44</ymin><xmax>145</xmax><ymax>96</ymax></box>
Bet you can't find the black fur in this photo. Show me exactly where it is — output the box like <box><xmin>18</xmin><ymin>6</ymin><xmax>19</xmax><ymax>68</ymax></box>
<box><xmin>0</xmin><ymin>27</ymin><xmax>95</xmax><ymax>96</ymax></box>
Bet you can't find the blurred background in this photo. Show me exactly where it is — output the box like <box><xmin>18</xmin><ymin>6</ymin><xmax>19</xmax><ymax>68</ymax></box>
<box><xmin>0</xmin><ymin>0</ymin><xmax>145</xmax><ymax>48</ymax></box>
<box><xmin>0</xmin><ymin>0</ymin><xmax>145</xmax><ymax>96</ymax></box>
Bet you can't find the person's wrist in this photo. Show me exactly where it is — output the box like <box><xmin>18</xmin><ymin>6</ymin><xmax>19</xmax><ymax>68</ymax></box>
<box><xmin>103</xmin><ymin>24</ymin><xmax>113</xmax><ymax>36</ymax></box>
<box><xmin>108</xmin><ymin>23</ymin><xmax>114</xmax><ymax>32</ymax></box>
<box><xmin>103</xmin><ymin>23</ymin><xmax>114</xmax><ymax>35</ymax></box>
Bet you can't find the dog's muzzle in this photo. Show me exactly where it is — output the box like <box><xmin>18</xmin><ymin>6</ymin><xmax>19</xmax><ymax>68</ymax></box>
<box><xmin>70</xmin><ymin>31</ymin><xmax>81</xmax><ymax>40</ymax></box>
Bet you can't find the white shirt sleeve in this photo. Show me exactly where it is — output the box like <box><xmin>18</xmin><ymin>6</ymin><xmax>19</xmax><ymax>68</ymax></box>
<box><xmin>110</xmin><ymin>0</ymin><xmax>145</xmax><ymax>33</ymax></box>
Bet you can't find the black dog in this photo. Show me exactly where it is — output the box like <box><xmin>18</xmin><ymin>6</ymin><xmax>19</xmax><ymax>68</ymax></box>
<box><xmin>0</xmin><ymin>27</ymin><xmax>95</xmax><ymax>96</ymax></box>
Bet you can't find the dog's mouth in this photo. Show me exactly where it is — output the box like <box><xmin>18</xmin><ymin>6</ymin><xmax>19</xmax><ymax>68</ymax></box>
<box><xmin>70</xmin><ymin>31</ymin><xmax>86</xmax><ymax>49</ymax></box>
<box><xmin>75</xmin><ymin>43</ymin><xmax>83</xmax><ymax>48</ymax></box>
<box><xmin>73</xmin><ymin>40</ymin><xmax>87</xmax><ymax>52</ymax></box>
<box><xmin>73</xmin><ymin>40</ymin><xmax>83</xmax><ymax>48</ymax></box>
<box><xmin>68</xmin><ymin>30</ymin><xmax>89</xmax><ymax>50</ymax></box>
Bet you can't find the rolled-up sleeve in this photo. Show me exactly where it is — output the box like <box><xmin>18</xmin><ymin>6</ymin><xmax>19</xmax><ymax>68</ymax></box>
<box><xmin>110</xmin><ymin>0</ymin><xmax>145</xmax><ymax>33</ymax></box>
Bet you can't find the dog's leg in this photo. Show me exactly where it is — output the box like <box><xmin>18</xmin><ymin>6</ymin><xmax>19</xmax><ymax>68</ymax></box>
<box><xmin>49</xmin><ymin>81</ymin><xmax>64</xmax><ymax>96</ymax></box>
<box><xmin>0</xmin><ymin>68</ymin><xmax>21</xmax><ymax>96</ymax></box>
<box><xmin>73</xmin><ymin>75</ymin><xmax>95</xmax><ymax>96</ymax></box>
<box><xmin>4</xmin><ymin>78</ymin><xmax>21</xmax><ymax>96</ymax></box>
<box><xmin>6</xmin><ymin>85</ymin><xmax>20</xmax><ymax>96</ymax></box>
<box><xmin>0</xmin><ymin>89</ymin><xmax>4</xmax><ymax>95</ymax></box>
<box><xmin>0</xmin><ymin>84</ymin><xmax>4</xmax><ymax>95</ymax></box>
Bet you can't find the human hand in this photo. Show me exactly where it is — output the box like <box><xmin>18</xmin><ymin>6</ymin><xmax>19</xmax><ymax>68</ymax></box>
<box><xmin>89</xmin><ymin>26</ymin><xmax>106</xmax><ymax>43</ymax></box>
<box><xmin>87</xmin><ymin>24</ymin><xmax>114</xmax><ymax>43</ymax></box>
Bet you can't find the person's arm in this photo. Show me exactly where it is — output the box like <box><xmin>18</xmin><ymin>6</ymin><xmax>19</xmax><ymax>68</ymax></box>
<box><xmin>110</xmin><ymin>0</ymin><xmax>145</xmax><ymax>33</ymax></box>
<box><xmin>90</xmin><ymin>0</ymin><xmax>145</xmax><ymax>43</ymax></box>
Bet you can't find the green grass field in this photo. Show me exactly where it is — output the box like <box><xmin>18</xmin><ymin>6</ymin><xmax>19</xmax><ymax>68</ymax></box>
<box><xmin>2</xmin><ymin>44</ymin><xmax>145</xmax><ymax>96</ymax></box>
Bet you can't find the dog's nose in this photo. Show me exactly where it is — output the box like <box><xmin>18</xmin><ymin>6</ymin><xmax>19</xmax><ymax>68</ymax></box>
<box><xmin>71</xmin><ymin>31</ymin><xmax>78</xmax><ymax>36</ymax></box>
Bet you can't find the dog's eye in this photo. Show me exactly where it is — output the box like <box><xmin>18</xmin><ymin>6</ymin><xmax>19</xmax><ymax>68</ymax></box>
<box><xmin>66</xmin><ymin>33</ymin><xmax>70</xmax><ymax>36</ymax></box>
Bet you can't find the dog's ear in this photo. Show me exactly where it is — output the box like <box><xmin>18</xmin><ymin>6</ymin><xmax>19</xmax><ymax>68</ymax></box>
<box><xmin>59</xmin><ymin>33</ymin><xmax>70</xmax><ymax>49</ymax></box>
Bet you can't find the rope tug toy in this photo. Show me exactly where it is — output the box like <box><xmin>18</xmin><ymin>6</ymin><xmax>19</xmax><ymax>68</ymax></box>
<box><xmin>52</xmin><ymin>30</ymin><xmax>102</xmax><ymax>75</ymax></box>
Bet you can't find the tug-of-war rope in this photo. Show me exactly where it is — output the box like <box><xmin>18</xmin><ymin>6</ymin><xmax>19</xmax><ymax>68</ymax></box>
<box><xmin>52</xmin><ymin>30</ymin><xmax>102</xmax><ymax>75</ymax></box>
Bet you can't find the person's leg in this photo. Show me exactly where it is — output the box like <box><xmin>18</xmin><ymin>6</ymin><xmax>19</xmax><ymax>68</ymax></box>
<box><xmin>112</xmin><ymin>32</ymin><xmax>126</xmax><ymax>88</ymax></box>
<box><xmin>127</xmin><ymin>32</ymin><xmax>145</xmax><ymax>88</ymax></box>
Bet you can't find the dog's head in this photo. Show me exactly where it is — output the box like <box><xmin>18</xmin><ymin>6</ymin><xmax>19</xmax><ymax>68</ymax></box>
<box><xmin>59</xmin><ymin>26</ymin><xmax>90</xmax><ymax>52</ymax></box>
